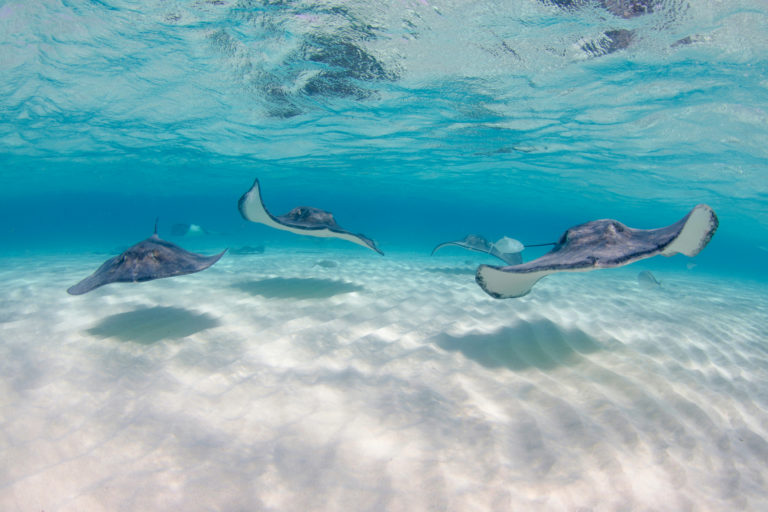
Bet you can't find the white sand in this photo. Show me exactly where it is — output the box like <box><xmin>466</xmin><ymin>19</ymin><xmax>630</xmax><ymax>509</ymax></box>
<box><xmin>1</xmin><ymin>251</ymin><xmax>767</xmax><ymax>511</ymax></box>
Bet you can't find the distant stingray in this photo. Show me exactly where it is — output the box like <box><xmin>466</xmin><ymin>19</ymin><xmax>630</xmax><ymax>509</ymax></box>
<box><xmin>476</xmin><ymin>204</ymin><xmax>718</xmax><ymax>299</ymax></box>
<box><xmin>67</xmin><ymin>223</ymin><xmax>227</xmax><ymax>295</ymax></box>
<box><xmin>171</xmin><ymin>223</ymin><xmax>209</xmax><ymax>237</ymax></box>
<box><xmin>637</xmin><ymin>270</ymin><xmax>661</xmax><ymax>290</ymax></box>
<box><xmin>432</xmin><ymin>234</ymin><xmax>524</xmax><ymax>265</ymax></box>
<box><xmin>171</xmin><ymin>223</ymin><xmax>225</xmax><ymax>237</ymax></box>
<box><xmin>238</xmin><ymin>178</ymin><xmax>383</xmax><ymax>255</ymax></box>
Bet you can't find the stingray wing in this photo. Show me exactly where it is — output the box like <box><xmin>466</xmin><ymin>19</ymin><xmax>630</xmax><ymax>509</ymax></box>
<box><xmin>238</xmin><ymin>178</ymin><xmax>383</xmax><ymax>254</ymax></box>
<box><xmin>431</xmin><ymin>234</ymin><xmax>492</xmax><ymax>255</ymax></box>
<box><xmin>67</xmin><ymin>254</ymin><xmax>125</xmax><ymax>295</ymax></box>
<box><xmin>432</xmin><ymin>240</ymin><xmax>475</xmax><ymax>255</ymax></box>
<box><xmin>476</xmin><ymin>204</ymin><xmax>718</xmax><ymax>299</ymax></box>
<box><xmin>67</xmin><ymin>236</ymin><xmax>226</xmax><ymax>295</ymax></box>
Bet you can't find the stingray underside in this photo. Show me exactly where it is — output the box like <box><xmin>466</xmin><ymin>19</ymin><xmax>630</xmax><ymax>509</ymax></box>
<box><xmin>67</xmin><ymin>236</ymin><xmax>227</xmax><ymax>295</ymax></box>
<box><xmin>238</xmin><ymin>178</ymin><xmax>383</xmax><ymax>254</ymax></box>
<box><xmin>476</xmin><ymin>204</ymin><xmax>718</xmax><ymax>299</ymax></box>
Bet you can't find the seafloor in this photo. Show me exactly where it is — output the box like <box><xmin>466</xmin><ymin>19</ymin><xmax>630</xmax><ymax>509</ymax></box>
<box><xmin>1</xmin><ymin>251</ymin><xmax>767</xmax><ymax>511</ymax></box>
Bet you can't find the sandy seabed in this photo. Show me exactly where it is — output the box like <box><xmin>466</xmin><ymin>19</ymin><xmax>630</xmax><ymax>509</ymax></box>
<box><xmin>1</xmin><ymin>251</ymin><xmax>767</xmax><ymax>511</ymax></box>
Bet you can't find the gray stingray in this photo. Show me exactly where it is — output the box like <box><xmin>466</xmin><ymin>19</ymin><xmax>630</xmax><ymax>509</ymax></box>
<box><xmin>476</xmin><ymin>204</ymin><xmax>718</xmax><ymax>299</ymax></box>
<box><xmin>238</xmin><ymin>178</ymin><xmax>383</xmax><ymax>255</ymax></box>
<box><xmin>67</xmin><ymin>224</ymin><xmax>227</xmax><ymax>295</ymax></box>
<box><xmin>637</xmin><ymin>270</ymin><xmax>662</xmax><ymax>289</ymax></box>
<box><xmin>432</xmin><ymin>234</ymin><xmax>525</xmax><ymax>265</ymax></box>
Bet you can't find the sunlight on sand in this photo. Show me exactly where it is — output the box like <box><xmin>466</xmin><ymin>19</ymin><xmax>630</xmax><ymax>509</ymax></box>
<box><xmin>1</xmin><ymin>253</ymin><xmax>767</xmax><ymax>510</ymax></box>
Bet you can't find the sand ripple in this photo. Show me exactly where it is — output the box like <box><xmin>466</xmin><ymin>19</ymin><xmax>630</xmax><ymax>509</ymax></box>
<box><xmin>1</xmin><ymin>253</ymin><xmax>767</xmax><ymax>510</ymax></box>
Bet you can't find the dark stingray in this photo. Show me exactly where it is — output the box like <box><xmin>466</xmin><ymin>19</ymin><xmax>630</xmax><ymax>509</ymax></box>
<box><xmin>67</xmin><ymin>225</ymin><xmax>227</xmax><ymax>295</ymax></box>
<box><xmin>238</xmin><ymin>178</ymin><xmax>383</xmax><ymax>255</ymax></box>
<box><xmin>432</xmin><ymin>234</ymin><xmax>523</xmax><ymax>265</ymax></box>
<box><xmin>476</xmin><ymin>204</ymin><xmax>718</xmax><ymax>299</ymax></box>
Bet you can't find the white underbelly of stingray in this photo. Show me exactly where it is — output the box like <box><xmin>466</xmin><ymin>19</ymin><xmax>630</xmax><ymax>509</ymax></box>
<box><xmin>248</xmin><ymin>206</ymin><xmax>369</xmax><ymax>250</ymax></box>
<box><xmin>477</xmin><ymin>266</ymin><xmax>599</xmax><ymax>299</ymax></box>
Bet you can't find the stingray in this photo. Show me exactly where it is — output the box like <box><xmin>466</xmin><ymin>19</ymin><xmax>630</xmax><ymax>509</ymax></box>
<box><xmin>67</xmin><ymin>223</ymin><xmax>227</xmax><ymax>295</ymax></box>
<box><xmin>171</xmin><ymin>223</ymin><xmax>208</xmax><ymax>236</ymax></box>
<box><xmin>432</xmin><ymin>234</ymin><xmax>531</xmax><ymax>265</ymax></box>
<box><xmin>476</xmin><ymin>204</ymin><xmax>718</xmax><ymax>299</ymax></box>
<box><xmin>171</xmin><ymin>223</ymin><xmax>225</xmax><ymax>237</ymax></box>
<box><xmin>238</xmin><ymin>178</ymin><xmax>383</xmax><ymax>255</ymax></box>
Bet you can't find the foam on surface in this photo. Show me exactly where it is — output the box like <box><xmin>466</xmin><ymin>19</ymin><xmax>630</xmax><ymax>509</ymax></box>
<box><xmin>1</xmin><ymin>253</ymin><xmax>767</xmax><ymax>511</ymax></box>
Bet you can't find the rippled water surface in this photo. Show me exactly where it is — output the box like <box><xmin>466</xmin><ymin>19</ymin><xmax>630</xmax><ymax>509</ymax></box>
<box><xmin>2</xmin><ymin>1</ymin><xmax>767</xmax><ymax>250</ymax></box>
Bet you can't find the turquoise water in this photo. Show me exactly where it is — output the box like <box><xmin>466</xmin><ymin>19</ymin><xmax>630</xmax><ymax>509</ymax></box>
<box><xmin>1</xmin><ymin>0</ymin><xmax>767</xmax><ymax>276</ymax></box>
<box><xmin>2</xmin><ymin>1</ymin><xmax>768</xmax><ymax>510</ymax></box>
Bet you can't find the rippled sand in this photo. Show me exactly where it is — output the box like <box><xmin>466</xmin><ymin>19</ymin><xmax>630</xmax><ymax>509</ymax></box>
<box><xmin>1</xmin><ymin>252</ymin><xmax>767</xmax><ymax>511</ymax></box>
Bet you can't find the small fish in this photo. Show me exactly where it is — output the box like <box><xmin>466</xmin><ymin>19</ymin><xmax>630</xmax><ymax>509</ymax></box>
<box><xmin>637</xmin><ymin>270</ymin><xmax>662</xmax><ymax>289</ymax></box>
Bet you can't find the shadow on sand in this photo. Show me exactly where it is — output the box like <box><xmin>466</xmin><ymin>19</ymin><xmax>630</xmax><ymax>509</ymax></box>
<box><xmin>423</xmin><ymin>267</ymin><xmax>476</xmax><ymax>276</ymax></box>
<box><xmin>86</xmin><ymin>306</ymin><xmax>219</xmax><ymax>344</ymax></box>
<box><xmin>432</xmin><ymin>318</ymin><xmax>603</xmax><ymax>371</ymax></box>
<box><xmin>232</xmin><ymin>277</ymin><xmax>364</xmax><ymax>300</ymax></box>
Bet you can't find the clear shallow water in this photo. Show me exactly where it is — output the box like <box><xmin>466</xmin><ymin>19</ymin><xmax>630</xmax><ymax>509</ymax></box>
<box><xmin>1</xmin><ymin>0</ymin><xmax>767</xmax><ymax>270</ymax></box>
<box><xmin>1</xmin><ymin>0</ymin><xmax>768</xmax><ymax>510</ymax></box>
